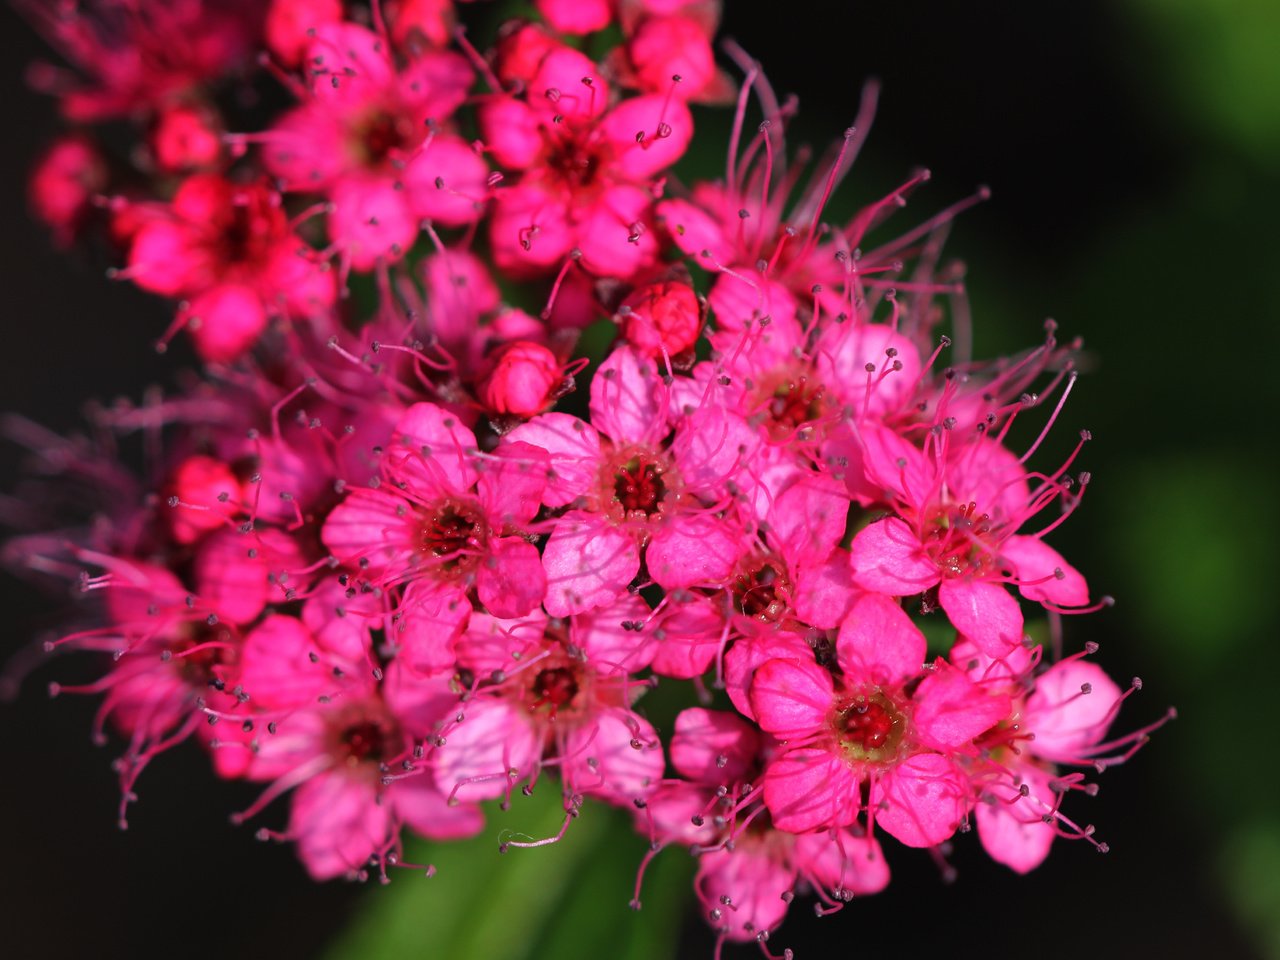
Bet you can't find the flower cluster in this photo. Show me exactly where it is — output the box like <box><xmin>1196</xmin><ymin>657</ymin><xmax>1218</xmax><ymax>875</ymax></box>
<box><xmin>10</xmin><ymin>0</ymin><xmax>1170</xmax><ymax>953</ymax></box>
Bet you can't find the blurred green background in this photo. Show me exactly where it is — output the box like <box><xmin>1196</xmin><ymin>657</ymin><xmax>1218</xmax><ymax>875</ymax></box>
<box><xmin>1</xmin><ymin>1</ymin><xmax>1277</xmax><ymax>957</ymax></box>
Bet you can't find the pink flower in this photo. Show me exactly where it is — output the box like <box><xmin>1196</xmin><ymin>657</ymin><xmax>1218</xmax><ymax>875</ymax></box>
<box><xmin>261</xmin><ymin>22</ymin><xmax>477</xmax><ymax>269</ymax></box>
<box><xmin>507</xmin><ymin>346</ymin><xmax>750</xmax><ymax>615</ymax></box>
<box><xmin>432</xmin><ymin>601</ymin><xmax>663</xmax><ymax>806</ymax></box>
<box><xmin>481</xmin><ymin>42</ymin><xmax>694</xmax><ymax>278</ymax></box>
<box><xmin>321</xmin><ymin>402</ymin><xmax>551</xmax><ymax>657</ymax></box>
<box><xmin>750</xmin><ymin>592</ymin><xmax>1009</xmax><ymax>844</ymax></box>
<box><xmin>120</xmin><ymin>174</ymin><xmax>335</xmax><ymax>360</ymax></box>
<box><xmin>29</xmin><ymin>134</ymin><xmax>107</xmax><ymax>247</ymax></box>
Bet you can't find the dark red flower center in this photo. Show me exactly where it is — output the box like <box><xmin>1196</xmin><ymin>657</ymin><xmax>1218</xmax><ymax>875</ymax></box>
<box><xmin>419</xmin><ymin>501</ymin><xmax>485</xmax><ymax>574</ymax></box>
<box><xmin>835</xmin><ymin>692</ymin><xmax>906</xmax><ymax>763</ymax></box>
<box><xmin>767</xmin><ymin>376</ymin><xmax>826</xmax><ymax>435</ymax></box>
<box><xmin>733</xmin><ymin>563</ymin><xmax>791</xmax><ymax>622</ymax></box>
<box><xmin>356</xmin><ymin>110</ymin><xmax>414</xmax><ymax>167</ymax></box>
<box><xmin>612</xmin><ymin>455</ymin><xmax>667</xmax><ymax>517</ymax></box>
<box><xmin>531</xmin><ymin>666</ymin><xmax>580</xmax><ymax>713</ymax></box>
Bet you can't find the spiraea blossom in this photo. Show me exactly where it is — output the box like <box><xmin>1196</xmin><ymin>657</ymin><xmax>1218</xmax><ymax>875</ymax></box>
<box><xmin>6</xmin><ymin>1</ymin><xmax>1172</xmax><ymax>954</ymax></box>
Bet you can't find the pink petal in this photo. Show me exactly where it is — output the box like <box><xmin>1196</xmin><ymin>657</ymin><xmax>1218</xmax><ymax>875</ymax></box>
<box><xmin>476</xmin><ymin>441</ymin><xmax>550</xmax><ymax>527</ymax></box>
<box><xmin>289</xmin><ymin>771</ymin><xmax>388</xmax><ymax>880</ymax></box>
<box><xmin>793</xmin><ymin>548</ymin><xmax>861</xmax><ymax>629</ymax></box>
<box><xmin>542</xmin><ymin>511</ymin><xmax>639</xmax><ymax>616</ymax></box>
<box><xmin>598</xmin><ymin>95</ymin><xmax>694</xmax><ymax>180</ymax></box>
<box><xmin>1000</xmin><ymin>534</ymin><xmax>1089</xmax><ymax>608</ymax></box>
<box><xmin>431</xmin><ymin>697</ymin><xmax>541</xmax><ymax>802</ymax></box>
<box><xmin>761</xmin><ymin>747</ymin><xmax>861</xmax><ymax>833</ymax></box>
<box><xmin>391</xmin><ymin>402</ymin><xmax>480</xmax><ymax>495</ymax></box>
<box><xmin>570</xmin><ymin>592</ymin><xmax>656</xmax><ymax>676</ymax></box>
<box><xmin>504</xmin><ymin>413</ymin><xmax>602</xmax><ymax>508</ymax></box>
<box><xmin>913</xmin><ymin>661</ymin><xmax>1011</xmax><ymax>751</ymax></box>
<box><xmin>654</xmin><ymin>198</ymin><xmax>732</xmax><ymax>268</ymax></box>
<box><xmin>671</xmin><ymin>708</ymin><xmax>761</xmax><ymax>785</ymax></box>
<box><xmin>975</xmin><ymin>764</ymin><xmax>1057</xmax><ymax>873</ymax></box>
<box><xmin>794</xmin><ymin>829</ymin><xmax>891</xmax><ymax>896</ymax></box>
<box><xmin>589</xmin><ymin>345</ymin><xmax>669</xmax><ymax>447</ymax></box>
<box><xmin>950</xmin><ymin>635</ymin><xmax>1034</xmax><ymax>686</ymax></box>
<box><xmin>328</xmin><ymin>175</ymin><xmax>417</xmax><ymax>271</ymax></box>
<box><xmin>389</xmin><ymin>580</ymin><xmax>470</xmax><ymax>675</ymax></box>
<box><xmin>185</xmin><ymin>284</ymin><xmax>268</xmax><ymax>363</ymax></box>
<box><xmin>489</xmin><ymin>183</ymin><xmax>574</xmax><ymax>277</ymax></box>
<box><xmin>304</xmin><ymin>23</ymin><xmax>394</xmax><ymax>106</ymax></box>
<box><xmin>697</xmin><ymin>847</ymin><xmax>795</xmax><ymax>941</ymax></box>
<box><xmin>669</xmin><ymin>405</ymin><xmax>758</xmax><ymax>499</ymax></box>
<box><xmin>856</xmin><ymin>422</ymin><xmax>934</xmax><ymax>507</ymax></box>
<box><xmin>403</xmin><ymin>135</ymin><xmax>487</xmax><ymax>226</ymax></box>
<box><xmin>749</xmin><ymin>657</ymin><xmax>834</xmax><ymax>740</ymax></box>
<box><xmin>848</xmin><ymin>516</ymin><xmax>939</xmax><ymax>595</ymax></box>
<box><xmin>870</xmin><ymin>753</ymin><xmax>968</xmax><ymax>848</ymax></box>
<box><xmin>239</xmin><ymin>614</ymin><xmax>331</xmax><ymax>711</ymax></box>
<box><xmin>574</xmin><ymin>185</ymin><xmax>659</xmax><ymax>278</ymax></box>
<box><xmin>646</xmin><ymin>512</ymin><xmax>742</xmax><ymax>591</ymax></box>
<box><xmin>477</xmin><ymin>536</ymin><xmax>547</xmax><ymax>619</ymax></box>
<box><xmin>320</xmin><ymin>487</ymin><xmax>417</xmax><ymax>577</ymax></box>
<box><xmin>562</xmin><ymin>708</ymin><xmax>664</xmax><ymax>803</ymax></box>
<box><xmin>1023</xmin><ymin>659</ymin><xmax>1123</xmax><ymax>760</ymax></box>
<box><xmin>767</xmin><ymin>475</ymin><xmax>850</xmax><ymax>569</ymax></box>
<box><xmin>456</xmin><ymin>610</ymin><xmax>547</xmax><ymax>676</ymax></box>
<box><xmin>814</xmin><ymin>323</ymin><xmax>922</xmax><ymax>420</ymax></box>
<box><xmin>723</xmin><ymin>630</ymin><xmax>812</xmax><ymax>721</ymax></box>
<box><xmin>836</xmin><ymin>592</ymin><xmax>927</xmax><ymax>687</ymax></box>
<box><xmin>946</xmin><ymin>435</ymin><xmax>1029</xmax><ymax>525</ymax></box>
<box><xmin>651</xmin><ymin>593</ymin><xmax>726</xmax><ymax>679</ymax></box>
<box><xmin>938</xmin><ymin>578</ymin><xmax>1025</xmax><ymax>657</ymax></box>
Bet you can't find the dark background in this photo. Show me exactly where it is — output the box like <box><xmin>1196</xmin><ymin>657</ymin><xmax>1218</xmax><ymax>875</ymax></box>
<box><xmin>2</xmin><ymin>1</ymin><xmax>1276</xmax><ymax>957</ymax></box>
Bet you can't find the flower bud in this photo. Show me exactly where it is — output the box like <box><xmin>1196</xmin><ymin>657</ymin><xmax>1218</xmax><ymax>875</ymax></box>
<box><xmin>618</xmin><ymin>280</ymin><xmax>701</xmax><ymax>358</ymax></box>
<box><xmin>479</xmin><ymin>340</ymin><xmax>563</xmax><ymax>418</ymax></box>
<box><xmin>29</xmin><ymin>135</ymin><xmax>107</xmax><ymax>247</ymax></box>
<box><xmin>151</xmin><ymin>102</ymin><xmax>223</xmax><ymax>174</ymax></box>
<box><xmin>166</xmin><ymin>454</ymin><xmax>238</xmax><ymax>544</ymax></box>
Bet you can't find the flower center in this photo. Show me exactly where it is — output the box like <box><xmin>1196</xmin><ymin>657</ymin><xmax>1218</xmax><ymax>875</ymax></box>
<box><xmin>612</xmin><ymin>455</ymin><xmax>668</xmax><ymax>517</ymax></box>
<box><xmin>924</xmin><ymin>501</ymin><xmax>998</xmax><ymax>579</ymax></box>
<box><xmin>419</xmin><ymin>500</ymin><xmax>485</xmax><ymax>574</ymax></box>
<box><xmin>835</xmin><ymin>692</ymin><xmax>906</xmax><ymax>764</ymax></box>
<box><xmin>733</xmin><ymin>563</ymin><xmax>791</xmax><ymax>622</ymax></box>
<box><xmin>532</xmin><ymin>666</ymin><xmax>579</xmax><ymax>707</ymax></box>
<box><xmin>355</xmin><ymin>109</ymin><xmax>414</xmax><ymax>167</ymax></box>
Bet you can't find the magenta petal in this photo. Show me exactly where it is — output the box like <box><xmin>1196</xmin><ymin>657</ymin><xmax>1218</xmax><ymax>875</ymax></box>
<box><xmin>570</xmin><ymin>592</ymin><xmax>656</xmax><ymax>677</ymax></box>
<box><xmin>599</xmin><ymin>96</ymin><xmax>694</xmax><ymax>180</ymax></box>
<box><xmin>289</xmin><ymin>771</ymin><xmax>388</xmax><ymax>881</ymax></box>
<box><xmin>750</xmin><ymin>657</ymin><xmax>834</xmax><ymax>740</ymax></box>
<box><xmin>321</xmin><ymin>487</ymin><xmax>416</xmax><ymax>577</ymax></box>
<box><xmin>476</xmin><ymin>441</ymin><xmax>550</xmax><ymax>527</ymax></box>
<box><xmin>723</xmin><ymin>630</ymin><xmax>812</xmax><ymax>720</ymax></box>
<box><xmin>431</xmin><ymin>697</ymin><xmax>540</xmax><ymax>803</ymax></box>
<box><xmin>849</xmin><ymin>517</ymin><xmax>939</xmax><ymax>595</ymax></box>
<box><xmin>455</xmin><ymin>611</ymin><xmax>547</xmax><ymax>676</ymax></box>
<box><xmin>913</xmin><ymin>661</ymin><xmax>1011</xmax><ymax>750</ymax></box>
<box><xmin>836</xmin><ymin>592</ymin><xmax>927</xmax><ymax>686</ymax></box>
<box><xmin>390</xmin><ymin>581</ymin><xmax>470</xmax><ymax>675</ymax></box>
<box><xmin>975</xmin><ymin>765</ymin><xmax>1058</xmax><ymax>874</ymax></box>
<box><xmin>542</xmin><ymin>511</ymin><xmax>639</xmax><ymax>617</ymax></box>
<box><xmin>697</xmin><ymin>847</ymin><xmax>795</xmax><ymax>941</ymax></box>
<box><xmin>1023</xmin><ymin>659</ymin><xmax>1123</xmax><ymax>760</ymax></box>
<box><xmin>390</xmin><ymin>402</ymin><xmax>479</xmax><ymax>495</ymax></box>
<box><xmin>938</xmin><ymin>578</ymin><xmax>1024</xmax><ymax>656</ymax></box>
<box><xmin>588</xmin><ymin>346</ymin><xmax>669</xmax><ymax>447</ymax></box>
<box><xmin>505</xmin><ymin>413</ymin><xmax>602</xmax><ymax>507</ymax></box>
<box><xmin>477</xmin><ymin>537</ymin><xmax>546</xmax><ymax>619</ymax></box>
<box><xmin>761</xmin><ymin>747</ymin><xmax>860</xmax><ymax>833</ymax></box>
<box><xmin>1000</xmin><ymin>534</ymin><xmax>1089</xmax><ymax>608</ymax></box>
<box><xmin>768</xmin><ymin>475</ymin><xmax>850</xmax><ymax>569</ymax></box>
<box><xmin>670</xmin><ymin>708</ymin><xmax>761</xmax><ymax>785</ymax></box>
<box><xmin>646</xmin><ymin>513</ymin><xmax>742</xmax><ymax>591</ymax></box>
<box><xmin>795</xmin><ymin>830</ymin><xmax>891</xmax><ymax>896</ymax></box>
<box><xmin>239</xmin><ymin>614</ymin><xmax>330</xmax><ymax>711</ymax></box>
<box><xmin>870</xmin><ymin>753</ymin><xmax>968</xmax><ymax>848</ymax></box>
<box><xmin>669</xmin><ymin>405</ymin><xmax>759</xmax><ymax>499</ymax></box>
<box><xmin>562</xmin><ymin>708</ymin><xmax>665</xmax><ymax>803</ymax></box>
<box><xmin>651</xmin><ymin>594</ymin><xmax>726</xmax><ymax>679</ymax></box>
<box><xmin>793</xmin><ymin>548</ymin><xmax>861</xmax><ymax>629</ymax></box>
